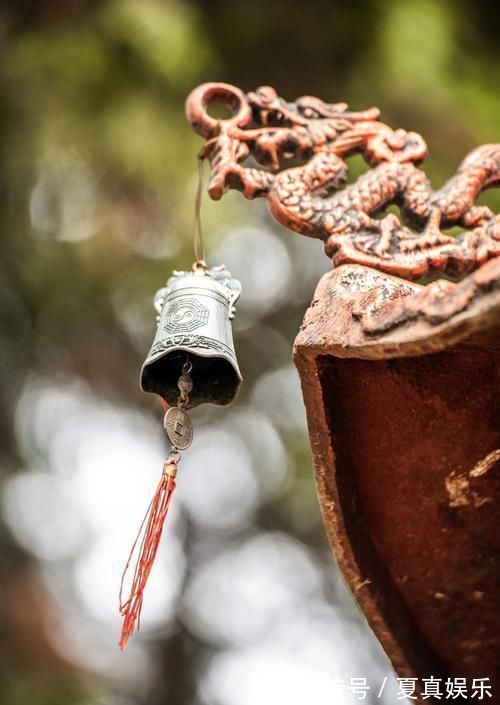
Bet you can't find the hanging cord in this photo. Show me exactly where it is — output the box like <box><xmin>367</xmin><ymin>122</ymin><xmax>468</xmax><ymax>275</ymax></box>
<box><xmin>193</xmin><ymin>156</ymin><xmax>208</xmax><ymax>270</ymax></box>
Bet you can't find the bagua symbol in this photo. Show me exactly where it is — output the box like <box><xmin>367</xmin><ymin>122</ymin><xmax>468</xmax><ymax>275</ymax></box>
<box><xmin>164</xmin><ymin>297</ymin><xmax>210</xmax><ymax>334</ymax></box>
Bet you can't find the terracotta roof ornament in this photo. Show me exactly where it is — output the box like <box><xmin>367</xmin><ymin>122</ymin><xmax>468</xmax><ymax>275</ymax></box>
<box><xmin>186</xmin><ymin>82</ymin><xmax>500</xmax><ymax>701</ymax></box>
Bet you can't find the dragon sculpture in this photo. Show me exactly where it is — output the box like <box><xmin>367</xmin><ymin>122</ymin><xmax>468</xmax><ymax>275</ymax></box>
<box><xmin>186</xmin><ymin>83</ymin><xmax>500</xmax><ymax>332</ymax></box>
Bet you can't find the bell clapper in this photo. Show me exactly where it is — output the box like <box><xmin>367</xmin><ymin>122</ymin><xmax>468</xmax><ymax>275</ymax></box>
<box><xmin>164</xmin><ymin>361</ymin><xmax>195</xmax><ymax>451</ymax></box>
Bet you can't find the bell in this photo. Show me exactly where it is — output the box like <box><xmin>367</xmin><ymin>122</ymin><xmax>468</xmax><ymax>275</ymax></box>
<box><xmin>140</xmin><ymin>264</ymin><xmax>242</xmax><ymax>407</ymax></box>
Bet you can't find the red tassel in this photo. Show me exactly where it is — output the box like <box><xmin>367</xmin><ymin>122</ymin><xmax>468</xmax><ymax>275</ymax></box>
<box><xmin>119</xmin><ymin>457</ymin><xmax>178</xmax><ymax>650</ymax></box>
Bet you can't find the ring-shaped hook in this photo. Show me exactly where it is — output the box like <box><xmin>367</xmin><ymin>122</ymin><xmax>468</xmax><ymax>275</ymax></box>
<box><xmin>185</xmin><ymin>82</ymin><xmax>252</xmax><ymax>139</ymax></box>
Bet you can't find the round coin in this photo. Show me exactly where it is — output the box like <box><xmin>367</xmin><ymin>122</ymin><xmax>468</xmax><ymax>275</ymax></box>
<box><xmin>164</xmin><ymin>407</ymin><xmax>193</xmax><ymax>450</ymax></box>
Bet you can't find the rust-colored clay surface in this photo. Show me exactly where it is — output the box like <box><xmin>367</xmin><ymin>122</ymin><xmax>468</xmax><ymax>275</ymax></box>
<box><xmin>321</xmin><ymin>350</ymin><xmax>500</xmax><ymax>676</ymax></box>
<box><xmin>294</xmin><ymin>265</ymin><xmax>500</xmax><ymax>699</ymax></box>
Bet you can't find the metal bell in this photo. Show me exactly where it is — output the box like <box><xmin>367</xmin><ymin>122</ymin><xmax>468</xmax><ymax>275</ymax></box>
<box><xmin>140</xmin><ymin>264</ymin><xmax>242</xmax><ymax>407</ymax></box>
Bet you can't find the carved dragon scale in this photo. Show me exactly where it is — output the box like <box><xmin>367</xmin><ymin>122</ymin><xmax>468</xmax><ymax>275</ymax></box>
<box><xmin>186</xmin><ymin>83</ymin><xmax>500</xmax><ymax>333</ymax></box>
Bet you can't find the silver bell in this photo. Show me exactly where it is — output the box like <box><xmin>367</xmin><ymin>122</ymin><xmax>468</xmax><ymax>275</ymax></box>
<box><xmin>140</xmin><ymin>264</ymin><xmax>242</xmax><ymax>407</ymax></box>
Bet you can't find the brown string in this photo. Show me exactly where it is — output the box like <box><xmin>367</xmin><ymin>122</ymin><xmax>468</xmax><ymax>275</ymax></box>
<box><xmin>193</xmin><ymin>156</ymin><xmax>207</xmax><ymax>270</ymax></box>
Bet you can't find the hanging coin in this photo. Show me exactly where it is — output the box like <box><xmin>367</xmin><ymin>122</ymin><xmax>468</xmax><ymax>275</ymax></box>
<box><xmin>164</xmin><ymin>406</ymin><xmax>193</xmax><ymax>450</ymax></box>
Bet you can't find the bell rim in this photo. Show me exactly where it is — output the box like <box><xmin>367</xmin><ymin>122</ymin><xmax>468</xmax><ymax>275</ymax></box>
<box><xmin>139</xmin><ymin>346</ymin><xmax>243</xmax><ymax>388</ymax></box>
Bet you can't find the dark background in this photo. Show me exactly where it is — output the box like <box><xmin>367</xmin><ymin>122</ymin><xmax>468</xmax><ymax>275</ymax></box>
<box><xmin>0</xmin><ymin>2</ymin><xmax>499</xmax><ymax>704</ymax></box>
